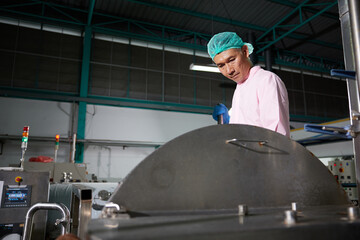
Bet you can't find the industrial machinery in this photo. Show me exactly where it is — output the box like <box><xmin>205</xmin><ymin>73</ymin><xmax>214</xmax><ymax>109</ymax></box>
<box><xmin>48</xmin><ymin>182</ymin><xmax>118</xmax><ymax>239</ymax></box>
<box><xmin>0</xmin><ymin>170</ymin><xmax>50</xmax><ymax>240</ymax></box>
<box><xmin>328</xmin><ymin>158</ymin><xmax>358</xmax><ymax>205</ymax></box>
<box><xmin>23</xmin><ymin>162</ymin><xmax>87</xmax><ymax>183</ymax></box>
<box><xmin>87</xmin><ymin>125</ymin><xmax>360</xmax><ymax>240</ymax></box>
<box><xmin>0</xmin><ymin>126</ymin><xmax>79</xmax><ymax>240</ymax></box>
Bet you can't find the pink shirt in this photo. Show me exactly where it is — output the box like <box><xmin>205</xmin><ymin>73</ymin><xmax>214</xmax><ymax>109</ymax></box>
<box><xmin>229</xmin><ymin>66</ymin><xmax>290</xmax><ymax>137</ymax></box>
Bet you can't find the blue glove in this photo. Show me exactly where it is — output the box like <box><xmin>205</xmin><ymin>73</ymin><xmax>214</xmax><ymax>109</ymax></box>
<box><xmin>212</xmin><ymin>103</ymin><xmax>230</xmax><ymax>124</ymax></box>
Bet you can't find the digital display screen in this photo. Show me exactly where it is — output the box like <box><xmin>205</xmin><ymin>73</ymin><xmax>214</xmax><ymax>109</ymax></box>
<box><xmin>2</xmin><ymin>185</ymin><xmax>31</xmax><ymax>208</ymax></box>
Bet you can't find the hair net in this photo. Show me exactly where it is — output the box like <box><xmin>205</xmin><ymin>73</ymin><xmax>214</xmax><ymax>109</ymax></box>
<box><xmin>207</xmin><ymin>32</ymin><xmax>254</xmax><ymax>60</ymax></box>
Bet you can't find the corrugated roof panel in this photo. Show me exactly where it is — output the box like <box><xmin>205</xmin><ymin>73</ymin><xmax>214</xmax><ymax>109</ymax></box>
<box><xmin>8</xmin><ymin>0</ymin><xmax>344</xmax><ymax>65</ymax></box>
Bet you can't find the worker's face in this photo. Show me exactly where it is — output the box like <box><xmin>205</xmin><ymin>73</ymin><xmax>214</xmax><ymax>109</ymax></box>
<box><xmin>213</xmin><ymin>46</ymin><xmax>252</xmax><ymax>84</ymax></box>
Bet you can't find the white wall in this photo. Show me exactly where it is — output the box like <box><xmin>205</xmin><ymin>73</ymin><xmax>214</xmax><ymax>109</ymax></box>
<box><xmin>0</xmin><ymin>97</ymin><xmax>73</xmax><ymax>136</ymax></box>
<box><xmin>0</xmin><ymin>97</ymin><xmax>215</xmax><ymax>180</ymax></box>
<box><xmin>85</xmin><ymin>104</ymin><xmax>215</xmax><ymax>143</ymax></box>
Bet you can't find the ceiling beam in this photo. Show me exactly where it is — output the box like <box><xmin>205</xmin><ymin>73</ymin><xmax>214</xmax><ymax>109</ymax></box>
<box><xmin>87</xmin><ymin>0</ymin><xmax>96</xmax><ymax>26</ymax></box>
<box><xmin>0</xmin><ymin>0</ymin><xmax>343</xmax><ymax>72</ymax></box>
<box><xmin>123</xmin><ymin>0</ymin><xmax>341</xmax><ymax>50</ymax></box>
<box><xmin>123</xmin><ymin>0</ymin><xmax>266</xmax><ymax>31</ymax></box>
<box><xmin>268</xmin><ymin>0</ymin><xmax>339</xmax><ymax>20</ymax></box>
<box><xmin>256</xmin><ymin>1</ymin><xmax>338</xmax><ymax>53</ymax></box>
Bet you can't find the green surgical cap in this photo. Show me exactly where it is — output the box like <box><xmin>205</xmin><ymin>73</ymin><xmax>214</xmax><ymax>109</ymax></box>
<box><xmin>207</xmin><ymin>32</ymin><xmax>254</xmax><ymax>60</ymax></box>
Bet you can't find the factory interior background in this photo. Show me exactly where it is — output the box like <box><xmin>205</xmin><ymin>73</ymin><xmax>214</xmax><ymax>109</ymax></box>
<box><xmin>3</xmin><ymin>0</ymin><xmax>360</xmax><ymax>239</ymax></box>
<box><xmin>0</xmin><ymin>0</ymin><xmax>352</xmax><ymax>182</ymax></box>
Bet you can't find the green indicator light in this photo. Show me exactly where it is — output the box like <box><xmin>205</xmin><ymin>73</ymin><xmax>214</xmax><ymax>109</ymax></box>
<box><xmin>22</xmin><ymin>137</ymin><xmax>28</xmax><ymax>142</ymax></box>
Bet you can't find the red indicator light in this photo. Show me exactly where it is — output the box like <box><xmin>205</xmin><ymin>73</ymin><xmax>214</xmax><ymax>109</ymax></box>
<box><xmin>23</xmin><ymin>126</ymin><xmax>29</xmax><ymax>132</ymax></box>
<box><xmin>334</xmin><ymin>163</ymin><xmax>337</xmax><ymax>166</ymax></box>
<box><xmin>15</xmin><ymin>176</ymin><xmax>22</xmax><ymax>183</ymax></box>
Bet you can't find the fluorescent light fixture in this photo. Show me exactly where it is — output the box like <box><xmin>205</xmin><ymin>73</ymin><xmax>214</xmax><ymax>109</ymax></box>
<box><xmin>189</xmin><ymin>64</ymin><xmax>220</xmax><ymax>73</ymax></box>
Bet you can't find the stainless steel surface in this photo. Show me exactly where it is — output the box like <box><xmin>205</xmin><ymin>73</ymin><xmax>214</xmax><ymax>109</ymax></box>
<box><xmin>338</xmin><ymin>0</ymin><xmax>360</xmax><ymax>206</ymax></box>
<box><xmin>348</xmin><ymin>0</ymin><xmax>360</xmax><ymax>207</ymax></box>
<box><xmin>347</xmin><ymin>206</ymin><xmax>359</xmax><ymax>220</ymax></box>
<box><xmin>49</xmin><ymin>182</ymin><xmax>118</xmax><ymax>238</ymax></box>
<box><xmin>87</xmin><ymin>205</ymin><xmax>360</xmax><ymax>240</ymax></box>
<box><xmin>109</xmin><ymin>125</ymin><xmax>349</xmax><ymax>212</ymax></box>
<box><xmin>98</xmin><ymin>190</ymin><xmax>111</xmax><ymax>201</ymax></box>
<box><xmin>23</xmin><ymin>203</ymin><xmax>70</xmax><ymax>240</ymax></box>
<box><xmin>69</xmin><ymin>184</ymin><xmax>92</xmax><ymax>240</ymax></box>
<box><xmin>0</xmin><ymin>171</ymin><xmax>50</xmax><ymax>240</ymax></box>
<box><xmin>284</xmin><ymin>210</ymin><xmax>297</xmax><ymax>225</ymax></box>
<box><xmin>238</xmin><ymin>205</ymin><xmax>248</xmax><ymax>216</ymax></box>
<box><xmin>23</xmin><ymin>162</ymin><xmax>87</xmax><ymax>182</ymax></box>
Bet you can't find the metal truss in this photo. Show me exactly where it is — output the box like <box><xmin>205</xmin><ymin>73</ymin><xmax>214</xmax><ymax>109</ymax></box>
<box><xmin>0</xmin><ymin>0</ymin><xmax>343</xmax><ymax>73</ymax></box>
<box><xmin>256</xmin><ymin>0</ymin><xmax>338</xmax><ymax>54</ymax></box>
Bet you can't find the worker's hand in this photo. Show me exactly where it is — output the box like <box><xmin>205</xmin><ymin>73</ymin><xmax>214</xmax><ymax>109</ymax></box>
<box><xmin>212</xmin><ymin>103</ymin><xmax>230</xmax><ymax>124</ymax></box>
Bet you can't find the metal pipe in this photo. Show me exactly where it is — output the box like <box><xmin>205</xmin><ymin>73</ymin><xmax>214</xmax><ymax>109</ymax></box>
<box><xmin>338</xmin><ymin>0</ymin><xmax>360</xmax><ymax>201</ymax></box>
<box><xmin>349</xmin><ymin>0</ymin><xmax>360</xmax><ymax>93</ymax></box>
<box><xmin>217</xmin><ymin>114</ymin><xmax>223</xmax><ymax>125</ymax></box>
<box><xmin>71</xmin><ymin>133</ymin><xmax>77</xmax><ymax>163</ymax></box>
<box><xmin>23</xmin><ymin>203</ymin><xmax>70</xmax><ymax>240</ymax></box>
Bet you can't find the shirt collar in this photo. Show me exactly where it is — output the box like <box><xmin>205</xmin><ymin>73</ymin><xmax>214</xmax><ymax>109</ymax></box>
<box><xmin>238</xmin><ymin>65</ymin><xmax>261</xmax><ymax>85</ymax></box>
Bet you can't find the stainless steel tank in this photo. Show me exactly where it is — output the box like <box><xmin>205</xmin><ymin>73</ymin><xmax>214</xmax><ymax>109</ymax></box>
<box><xmin>87</xmin><ymin>125</ymin><xmax>357</xmax><ymax>240</ymax></box>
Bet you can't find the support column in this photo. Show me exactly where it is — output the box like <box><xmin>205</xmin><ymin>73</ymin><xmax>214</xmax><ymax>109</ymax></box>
<box><xmin>76</xmin><ymin>25</ymin><xmax>92</xmax><ymax>163</ymax></box>
<box><xmin>338</xmin><ymin>0</ymin><xmax>360</xmax><ymax>201</ymax></box>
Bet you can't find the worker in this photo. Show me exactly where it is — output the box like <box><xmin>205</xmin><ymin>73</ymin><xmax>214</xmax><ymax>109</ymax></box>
<box><xmin>208</xmin><ymin>32</ymin><xmax>290</xmax><ymax>137</ymax></box>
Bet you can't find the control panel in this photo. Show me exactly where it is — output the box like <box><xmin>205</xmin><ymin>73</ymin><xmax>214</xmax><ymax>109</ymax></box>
<box><xmin>2</xmin><ymin>185</ymin><xmax>32</xmax><ymax>208</ymax></box>
<box><xmin>328</xmin><ymin>159</ymin><xmax>358</xmax><ymax>205</ymax></box>
<box><xmin>0</xmin><ymin>170</ymin><xmax>50</xmax><ymax>240</ymax></box>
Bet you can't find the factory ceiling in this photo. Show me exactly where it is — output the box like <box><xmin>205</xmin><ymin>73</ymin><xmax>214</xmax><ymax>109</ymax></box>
<box><xmin>0</xmin><ymin>0</ymin><xmax>344</xmax><ymax>73</ymax></box>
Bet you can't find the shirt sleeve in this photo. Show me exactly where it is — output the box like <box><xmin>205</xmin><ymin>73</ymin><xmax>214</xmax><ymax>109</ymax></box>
<box><xmin>258</xmin><ymin>73</ymin><xmax>290</xmax><ymax>137</ymax></box>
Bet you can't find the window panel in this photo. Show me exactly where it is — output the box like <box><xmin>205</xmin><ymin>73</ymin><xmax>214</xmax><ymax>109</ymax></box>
<box><xmin>90</xmin><ymin>63</ymin><xmax>111</xmax><ymax>95</ymax></box>
<box><xmin>147</xmin><ymin>71</ymin><xmax>163</xmax><ymax>101</ymax></box>
<box><xmin>129</xmin><ymin>69</ymin><xmax>146</xmax><ymax>99</ymax></box>
<box><xmin>37</xmin><ymin>57</ymin><xmax>59</xmax><ymax>91</ymax></box>
<box><xmin>0</xmin><ymin>23</ymin><xmax>18</xmax><ymax>50</ymax></box>
<box><xmin>59</xmin><ymin>60</ymin><xmax>80</xmax><ymax>93</ymax></box>
<box><xmin>130</xmin><ymin>45</ymin><xmax>147</xmax><ymax>69</ymax></box>
<box><xmin>195</xmin><ymin>77</ymin><xmax>210</xmax><ymax>106</ymax></box>
<box><xmin>13</xmin><ymin>53</ymin><xmax>38</xmax><ymax>88</ymax></box>
<box><xmin>0</xmin><ymin>52</ymin><xmax>15</xmax><ymax>86</ymax></box>
<box><xmin>180</xmin><ymin>75</ymin><xmax>194</xmax><ymax>104</ymax></box>
<box><xmin>165</xmin><ymin>51</ymin><xmax>179</xmax><ymax>73</ymax></box>
<box><xmin>148</xmin><ymin>48</ymin><xmax>163</xmax><ymax>71</ymax></box>
<box><xmin>110</xmin><ymin>67</ymin><xmax>128</xmax><ymax>97</ymax></box>
<box><xmin>112</xmin><ymin>43</ymin><xmax>129</xmax><ymax>66</ymax></box>
<box><xmin>165</xmin><ymin>73</ymin><xmax>179</xmax><ymax>103</ymax></box>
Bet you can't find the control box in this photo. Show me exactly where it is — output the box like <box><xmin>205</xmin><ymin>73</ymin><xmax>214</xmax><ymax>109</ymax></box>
<box><xmin>328</xmin><ymin>159</ymin><xmax>358</xmax><ymax>205</ymax></box>
<box><xmin>0</xmin><ymin>170</ymin><xmax>50</xmax><ymax>240</ymax></box>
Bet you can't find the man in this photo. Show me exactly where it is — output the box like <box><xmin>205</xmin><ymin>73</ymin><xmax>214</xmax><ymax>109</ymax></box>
<box><xmin>208</xmin><ymin>32</ymin><xmax>290</xmax><ymax>137</ymax></box>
